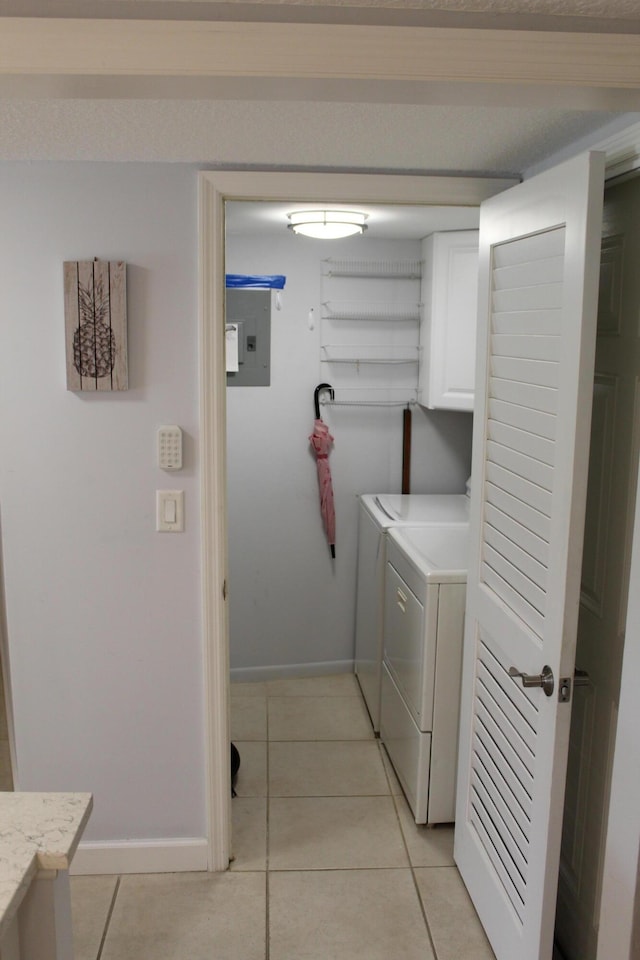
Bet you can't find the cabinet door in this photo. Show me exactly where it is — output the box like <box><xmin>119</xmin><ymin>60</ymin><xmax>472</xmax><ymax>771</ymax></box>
<box><xmin>419</xmin><ymin>230</ymin><xmax>479</xmax><ymax>411</ymax></box>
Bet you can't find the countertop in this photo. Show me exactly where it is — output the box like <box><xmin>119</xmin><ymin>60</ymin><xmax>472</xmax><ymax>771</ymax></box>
<box><xmin>0</xmin><ymin>792</ymin><xmax>93</xmax><ymax>940</ymax></box>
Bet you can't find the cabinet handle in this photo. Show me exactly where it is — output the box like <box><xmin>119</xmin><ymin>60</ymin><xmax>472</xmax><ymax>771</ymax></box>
<box><xmin>396</xmin><ymin>587</ymin><xmax>407</xmax><ymax>612</ymax></box>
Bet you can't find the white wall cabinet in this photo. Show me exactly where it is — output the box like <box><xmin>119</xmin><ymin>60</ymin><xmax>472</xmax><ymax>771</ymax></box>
<box><xmin>418</xmin><ymin>230</ymin><xmax>479</xmax><ymax>411</ymax></box>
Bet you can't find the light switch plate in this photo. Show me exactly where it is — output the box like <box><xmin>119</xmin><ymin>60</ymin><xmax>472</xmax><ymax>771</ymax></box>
<box><xmin>156</xmin><ymin>490</ymin><xmax>184</xmax><ymax>532</ymax></box>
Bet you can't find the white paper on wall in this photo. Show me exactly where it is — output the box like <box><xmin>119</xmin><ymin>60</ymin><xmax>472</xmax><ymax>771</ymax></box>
<box><xmin>226</xmin><ymin>323</ymin><xmax>239</xmax><ymax>372</ymax></box>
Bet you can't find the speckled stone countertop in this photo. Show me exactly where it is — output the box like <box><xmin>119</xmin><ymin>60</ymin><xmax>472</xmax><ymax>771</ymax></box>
<box><xmin>0</xmin><ymin>792</ymin><xmax>92</xmax><ymax>940</ymax></box>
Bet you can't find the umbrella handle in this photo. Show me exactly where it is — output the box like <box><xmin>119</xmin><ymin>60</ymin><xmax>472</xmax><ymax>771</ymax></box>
<box><xmin>314</xmin><ymin>383</ymin><xmax>335</xmax><ymax>419</ymax></box>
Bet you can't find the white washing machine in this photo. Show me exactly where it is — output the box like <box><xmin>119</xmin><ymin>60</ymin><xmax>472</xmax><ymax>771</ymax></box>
<box><xmin>380</xmin><ymin>523</ymin><xmax>469</xmax><ymax>824</ymax></box>
<box><xmin>354</xmin><ymin>491</ymin><xmax>469</xmax><ymax>731</ymax></box>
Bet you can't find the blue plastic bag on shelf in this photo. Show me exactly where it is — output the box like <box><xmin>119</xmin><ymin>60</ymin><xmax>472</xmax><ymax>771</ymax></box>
<box><xmin>225</xmin><ymin>274</ymin><xmax>286</xmax><ymax>289</ymax></box>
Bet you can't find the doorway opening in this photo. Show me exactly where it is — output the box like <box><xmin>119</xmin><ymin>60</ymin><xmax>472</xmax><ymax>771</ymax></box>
<box><xmin>198</xmin><ymin>170</ymin><xmax>514</xmax><ymax>871</ymax></box>
<box><xmin>223</xmin><ymin>198</ymin><xmax>477</xmax><ymax>685</ymax></box>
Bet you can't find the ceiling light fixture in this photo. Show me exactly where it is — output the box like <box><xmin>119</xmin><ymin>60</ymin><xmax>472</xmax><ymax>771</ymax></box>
<box><xmin>287</xmin><ymin>210</ymin><xmax>368</xmax><ymax>240</ymax></box>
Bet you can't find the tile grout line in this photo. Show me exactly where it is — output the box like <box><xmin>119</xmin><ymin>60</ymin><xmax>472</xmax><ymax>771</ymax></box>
<box><xmin>377</xmin><ymin>741</ymin><xmax>442</xmax><ymax>960</ymax></box>
<box><xmin>236</xmin><ymin>679</ymin><xmax>447</xmax><ymax>957</ymax></box>
<box><xmin>408</xmin><ymin>866</ymin><xmax>440</xmax><ymax>960</ymax></box>
<box><xmin>96</xmin><ymin>875</ymin><xmax>121</xmax><ymax>960</ymax></box>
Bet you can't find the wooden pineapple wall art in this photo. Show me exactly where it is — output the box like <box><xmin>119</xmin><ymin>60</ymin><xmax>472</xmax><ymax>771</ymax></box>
<box><xmin>64</xmin><ymin>259</ymin><xmax>128</xmax><ymax>391</ymax></box>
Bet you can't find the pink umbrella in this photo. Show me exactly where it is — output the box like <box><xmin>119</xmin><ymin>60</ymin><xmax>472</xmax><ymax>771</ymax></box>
<box><xmin>310</xmin><ymin>384</ymin><xmax>336</xmax><ymax>558</ymax></box>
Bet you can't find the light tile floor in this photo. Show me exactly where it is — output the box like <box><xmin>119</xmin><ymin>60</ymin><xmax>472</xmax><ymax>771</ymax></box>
<box><xmin>70</xmin><ymin>674</ymin><xmax>496</xmax><ymax>960</ymax></box>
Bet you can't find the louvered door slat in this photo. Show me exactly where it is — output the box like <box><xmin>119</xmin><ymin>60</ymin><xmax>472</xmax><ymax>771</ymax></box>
<box><xmin>482</xmin><ymin>565</ymin><xmax>545</xmax><ymax>637</ymax></box>
<box><xmin>493</xmin><ymin>226</ymin><xmax>566</xmax><ymax>266</ymax></box>
<box><xmin>485</xmin><ymin>482</ymin><xmax>551</xmax><ymax>542</ymax></box>
<box><xmin>476</xmin><ymin>684</ymin><xmax>535</xmax><ymax>779</ymax></box>
<box><xmin>471</xmin><ymin>780</ymin><xmax>528</xmax><ymax>897</ymax></box>
<box><xmin>484</xmin><ymin>524</ymin><xmax>548</xmax><ymax>593</ymax></box>
<box><xmin>487</xmin><ymin>440</ymin><xmax>553</xmax><ymax>492</ymax></box>
<box><xmin>491</xmin><ymin>356</ymin><xmax>559</xmax><ymax>389</ymax></box>
<box><xmin>492</xmin><ymin>311</ymin><xmax>561</xmax><ymax>337</ymax></box>
<box><xmin>492</xmin><ymin>335</ymin><xmax>560</xmax><ymax>362</ymax></box>
<box><xmin>493</xmin><ymin>255</ymin><xmax>564</xmax><ymax>290</ymax></box>
<box><xmin>487</xmin><ymin>420</ymin><xmax>555</xmax><ymax>467</ymax></box>
<box><xmin>493</xmin><ymin>284</ymin><xmax>563</xmax><ymax>314</ymax></box>
<box><xmin>470</xmin><ymin>793</ymin><xmax>526</xmax><ymax>918</ymax></box>
<box><xmin>472</xmin><ymin>759</ymin><xmax>530</xmax><ymax>861</ymax></box>
<box><xmin>490</xmin><ymin>378</ymin><xmax>557</xmax><ymax>415</ymax></box>
<box><xmin>475</xmin><ymin>697</ymin><xmax>535</xmax><ymax>785</ymax></box>
<box><xmin>473</xmin><ymin>733</ymin><xmax>533</xmax><ymax>832</ymax></box>
<box><xmin>486</xmin><ymin>462</ymin><xmax>552</xmax><ymax>516</ymax></box>
<box><xmin>485</xmin><ymin>503</ymin><xmax>549</xmax><ymax>568</ymax></box>
<box><xmin>477</xmin><ymin>661</ymin><xmax>536</xmax><ymax>754</ymax></box>
<box><xmin>484</xmin><ymin>544</ymin><xmax>546</xmax><ymax>617</ymax></box>
<box><xmin>481</xmin><ymin>641</ymin><xmax>539</xmax><ymax>724</ymax></box>
<box><xmin>488</xmin><ymin>399</ymin><xmax>556</xmax><ymax>441</ymax></box>
<box><xmin>472</xmin><ymin>771</ymin><xmax>530</xmax><ymax>880</ymax></box>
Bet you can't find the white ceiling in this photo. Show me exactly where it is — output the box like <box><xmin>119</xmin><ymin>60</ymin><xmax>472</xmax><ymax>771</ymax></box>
<box><xmin>0</xmin><ymin>99</ymin><xmax>625</xmax><ymax>175</ymax></box>
<box><xmin>0</xmin><ymin>1</ymin><xmax>638</xmax><ymax>174</ymax></box>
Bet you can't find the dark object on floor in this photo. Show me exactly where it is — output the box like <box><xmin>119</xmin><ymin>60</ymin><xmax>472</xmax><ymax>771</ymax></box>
<box><xmin>231</xmin><ymin>742</ymin><xmax>241</xmax><ymax>797</ymax></box>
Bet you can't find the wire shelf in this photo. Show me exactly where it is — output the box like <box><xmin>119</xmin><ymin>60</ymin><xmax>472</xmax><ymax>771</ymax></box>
<box><xmin>321</xmin><ymin>344</ymin><xmax>419</xmax><ymax>365</ymax></box>
<box><xmin>322</xmin><ymin>300</ymin><xmax>421</xmax><ymax>322</ymax></box>
<box><xmin>322</xmin><ymin>259</ymin><xmax>423</xmax><ymax>279</ymax></box>
<box><xmin>321</xmin><ymin>398</ymin><xmax>417</xmax><ymax>407</ymax></box>
<box><xmin>319</xmin><ymin>386</ymin><xmax>418</xmax><ymax>406</ymax></box>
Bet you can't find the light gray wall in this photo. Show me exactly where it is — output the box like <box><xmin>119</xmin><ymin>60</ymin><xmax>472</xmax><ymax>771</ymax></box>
<box><xmin>0</xmin><ymin>161</ymin><xmax>474</xmax><ymax>848</ymax></box>
<box><xmin>0</xmin><ymin>162</ymin><xmax>206</xmax><ymax>843</ymax></box>
<box><xmin>225</xmin><ymin>228</ymin><xmax>472</xmax><ymax>675</ymax></box>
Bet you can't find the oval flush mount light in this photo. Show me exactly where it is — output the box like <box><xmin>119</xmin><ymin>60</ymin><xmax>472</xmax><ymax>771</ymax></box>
<box><xmin>287</xmin><ymin>210</ymin><xmax>368</xmax><ymax>239</ymax></box>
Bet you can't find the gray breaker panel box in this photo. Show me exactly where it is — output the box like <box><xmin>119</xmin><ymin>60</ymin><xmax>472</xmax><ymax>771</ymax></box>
<box><xmin>226</xmin><ymin>289</ymin><xmax>271</xmax><ymax>387</ymax></box>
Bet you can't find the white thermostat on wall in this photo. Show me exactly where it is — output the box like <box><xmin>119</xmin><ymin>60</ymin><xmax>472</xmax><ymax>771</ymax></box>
<box><xmin>158</xmin><ymin>425</ymin><xmax>183</xmax><ymax>470</ymax></box>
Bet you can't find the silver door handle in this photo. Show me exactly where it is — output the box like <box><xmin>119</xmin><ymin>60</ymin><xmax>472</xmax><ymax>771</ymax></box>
<box><xmin>509</xmin><ymin>665</ymin><xmax>554</xmax><ymax>697</ymax></box>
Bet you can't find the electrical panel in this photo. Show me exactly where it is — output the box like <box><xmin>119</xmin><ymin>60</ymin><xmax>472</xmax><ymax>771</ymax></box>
<box><xmin>226</xmin><ymin>289</ymin><xmax>271</xmax><ymax>387</ymax></box>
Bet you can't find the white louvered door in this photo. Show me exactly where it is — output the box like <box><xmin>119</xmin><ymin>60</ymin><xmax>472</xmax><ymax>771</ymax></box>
<box><xmin>454</xmin><ymin>151</ymin><xmax>606</xmax><ymax>960</ymax></box>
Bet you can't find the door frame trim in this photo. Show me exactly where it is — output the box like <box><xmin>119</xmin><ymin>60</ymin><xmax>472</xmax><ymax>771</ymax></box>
<box><xmin>0</xmin><ymin>543</ymin><xmax>17</xmax><ymax>791</ymax></box>
<box><xmin>197</xmin><ymin>169</ymin><xmax>516</xmax><ymax>869</ymax></box>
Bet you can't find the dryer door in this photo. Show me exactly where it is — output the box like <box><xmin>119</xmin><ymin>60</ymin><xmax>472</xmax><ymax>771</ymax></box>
<box><xmin>383</xmin><ymin>561</ymin><xmax>437</xmax><ymax>729</ymax></box>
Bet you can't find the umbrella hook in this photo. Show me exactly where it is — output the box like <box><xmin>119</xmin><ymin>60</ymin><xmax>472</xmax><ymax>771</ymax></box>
<box><xmin>314</xmin><ymin>382</ymin><xmax>335</xmax><ymax>419</ymax></box>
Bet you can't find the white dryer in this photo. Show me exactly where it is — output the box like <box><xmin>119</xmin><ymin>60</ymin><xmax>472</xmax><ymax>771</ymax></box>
<box><xmin>380</xmin><ymin>523</ymin><xmax>469</xmax><ymax>824</ymax></box>
<box><xmin>354</xmin><ymin>492</ymin><xmax>469</xmax><ymax>731</ymax></box>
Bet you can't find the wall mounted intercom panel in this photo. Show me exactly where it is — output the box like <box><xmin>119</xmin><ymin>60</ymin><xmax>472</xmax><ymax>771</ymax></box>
<box><xmin>226</xmin><ymin>289</ymin><xmax>271</xmax><ymax>387</ymax></box>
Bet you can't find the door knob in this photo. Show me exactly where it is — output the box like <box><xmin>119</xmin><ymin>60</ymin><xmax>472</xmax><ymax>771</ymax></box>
<box><xmin>508</xmin><ymin>665</ymin><xmax>554</xmax><ymax>697</ymax></box>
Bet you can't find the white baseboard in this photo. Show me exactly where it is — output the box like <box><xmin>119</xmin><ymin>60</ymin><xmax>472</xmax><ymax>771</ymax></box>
<box><xmin>230</xmin><ymin>659</ymin><xmax>354</xmax><ymax>684</ymax></box>
<box><xmin>70</xmin><ymin>838</ymin><xmax>209</xmax><ymax>876</ymax></box>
